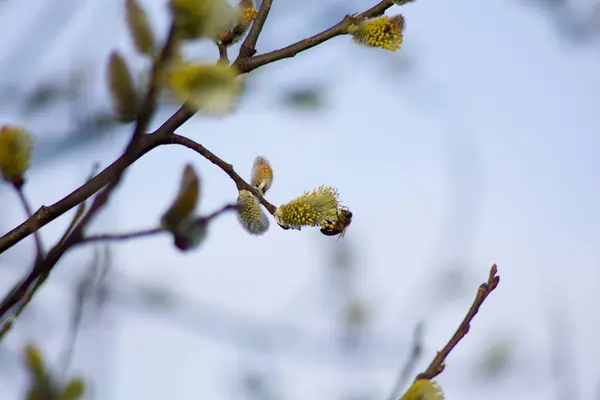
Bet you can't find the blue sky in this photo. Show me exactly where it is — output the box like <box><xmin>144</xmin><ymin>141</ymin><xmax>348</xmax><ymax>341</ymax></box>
<box><xmin>1</xmin><ymin>0</ymin><xmax>599</xmax><ymax>399</ymax></box>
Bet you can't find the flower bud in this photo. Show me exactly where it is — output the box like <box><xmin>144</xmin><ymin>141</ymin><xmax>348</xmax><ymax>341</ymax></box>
<box><xmin>0</xmin><ymin>125</ymin><xmax>33</xmax><ymax>185</ymax></box>
<box><xmin>237</xmin><ymin>190</ymin><xmax>269</xmax><ymax>235</ymax></box>
<box><xmin>125</xmin><ymin>0</ymin><xmax>156</xmax><ymax>56</ymax></box>
<box><xmin>107</xmin><ymin>51</ymin><xmax>140</xmax><ymax>122</ymax></box>
<box><xmin>250</xmin><ymin>156</ymin><xmax>273</xmax><ymax>195</ymax></box>
<box><xmin>161</xmin><ymin>164</ymin><xmax>200</xmax><ymax>232</ymax></box>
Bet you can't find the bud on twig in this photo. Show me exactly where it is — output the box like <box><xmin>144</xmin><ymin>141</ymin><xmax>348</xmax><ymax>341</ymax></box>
<box><xmin>250</xmin><ymin>156</ymin><xmax>273</xmax><ymax>195</ymax></box>
<box><xmin>0</xmin><ymin>125</ymin><xmax>33</xmax><ymax>186</ymax></box>
<box><xmin>107</xmin><ymin>51</ymin><xmax>140</xmax><ymax>122</ymax></box>
<box><xmin>161</xmin><ymin>164</ymin><xmax>200</xmax><ymax>232</ymax></box>
<box><xmin>125</xmin><ymin>0</ymin><xmax>156</xmax><ymax>56</ymax></box>
<box><xmin>237</xmin><ymin>190</ymin><xmax>269</xmax><ymax>235</ymax></box>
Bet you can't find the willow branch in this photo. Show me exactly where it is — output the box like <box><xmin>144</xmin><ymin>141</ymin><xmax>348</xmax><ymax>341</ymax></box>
<box><xmin>238</xmin><ymin>0</ymin><xmax>274</xmax><ymax>58</ymax></box>
<box><xmin>415</xmin><ymin>264</ymin><xmax>500</xmax><ymax>381</ymax></box>
<box><xmin>235</xmin><ymin>0</ymin><xmax>394</xmax><ymax>73</ymax></box>
<box><xmin>79</xmin><ymin>228</ymin><xmax>165</xmax><ymax>245</ymax></box>
<box><xmin>12</xmin><ymin>182</ymin><xmax>44</xmax><ymax>261</ymax></box>
<box><xmin>169</xmin><ymin>133</ymin><xmax>278</xmax><ymax>214</ymax></box>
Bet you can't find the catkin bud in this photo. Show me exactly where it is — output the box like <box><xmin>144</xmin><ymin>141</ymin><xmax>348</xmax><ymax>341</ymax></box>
<box><xmin>107</xmin><ymin>51</ymin><xmax>140</xmax><ymax>122</ymax></box>
<box><xmin>170</xmin><ymin>0</ymin><xmax>237</xmax><ymax>41</ymax></box>
<box><xmin>23</xmin><ymin>344</ymin><xmax>45</xmax><ymax>378</ymax></box>
<box><xmin>161</xmin><ymin>164</ymin><xmax>200</xmax><ymax>231</ymax></box>
<box><xmin>218</xmin><ymin>0</ymin><xmax>258</xmax><ymax>46</ymax></box>
<box><xmin>237</xmin><ymin>190</ymin><xmax>269</xmax><ymax>235</ymax></box>
<box><xmin>250</xmin><ymin>156</ymin><xmax>273</xmax><ymax>195</ymax></box>
<box><xmin>173</xmin><ymin>217</ymin><xmax>208</xmax><ymax>251</ymax></box>
<box><xmin>349</xmin><ymin>15</ymin><xmax>405</xmax><ymax>52</ymax></box>
<box><xmin>400</xmin><ymin>379</ymin><xmax>444</xmax><ymax>400</ymax></box>
<box><xmin>60</xmin><ymin>377</ymin><xmax>86</xmax><ymax>400</ymax></box>
<box><xmin>0</xmin><ymin>125</ymin><xmax>33</xmax><ymax>185</ymax></box>
<box><xmin>125</xmin><ymin>0</ymin><xmax>156</xmax><ymax>56</ymax></box>
<box><xmin>167</xmin><ymin>62</ymin><xmax>241</xmax><ymax>115</ymax></box>
<box><xmin>274</xmin><ymin>185</ymin><xmax>340</xmax><ymax>230</ymax></box>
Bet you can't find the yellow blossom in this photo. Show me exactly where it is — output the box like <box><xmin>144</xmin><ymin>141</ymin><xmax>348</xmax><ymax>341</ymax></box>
<box><xmin>274</xmin><ymin>185</ymin><xmax>340</xmax><ymax>230</ymax></box>
<box><xmin>168</xmin><ymin>62</ymin><xmax>241</xmax><ymax>115</ymax></box>
<box><xmin>237</xmin><ymin>190</ymin><xmax>269</xmax><ymax>235</ymax></box>
<box><xmin>400</xmin><ymin>379</ymin><xmax>444</xmax><ymax>400</ymax></box>
<box><xmin>0</xmin><ymin>125</ymin><xmax>33</xmax><ymax>183</ymax></box>
<box><xmin>350</xmin><ymin>15</ymin><xmax>405</xmax><ymax>52</ymax></box>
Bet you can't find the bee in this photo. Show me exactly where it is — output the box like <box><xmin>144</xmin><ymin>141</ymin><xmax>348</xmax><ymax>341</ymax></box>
<box><xmin>320</xmin><ymin>206</ymin><xmax>353</xmax><ymax>239</ymax></box>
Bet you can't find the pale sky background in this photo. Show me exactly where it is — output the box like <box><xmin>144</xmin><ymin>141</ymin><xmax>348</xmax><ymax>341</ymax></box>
<box><xmin>0</xmin><ymin>0</ymin><xmax>599</xmax><ymax>399</ymax></box>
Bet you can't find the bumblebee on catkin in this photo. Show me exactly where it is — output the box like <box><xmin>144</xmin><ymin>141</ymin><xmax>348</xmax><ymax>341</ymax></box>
<box><xmin>400</xmin><ymin>379</ymin><xmax>444</xmax><ymax>400</ymax></box>
<box><xmin>250</xmin><ymin>156</ymin><xmax>273</xmax><ymax>195</ymax></box>
<box><xmin>274</xmin><ymin>185</ymin><xmax>340</xmax><ymax>230</ymax></box>
<box><xmin>237</xmin><ymin>190</ymin><xmax>269</xmax><ymax>235</ymax></box>
<box><xmin>218</xmin><ymin>0</ymin><xmax>258</xmax><ymax>46</ymax></box>
<box><xmin>0</xmin><ymin>125</ymin><xmax>33</xmax><ymax>186</ymax></box>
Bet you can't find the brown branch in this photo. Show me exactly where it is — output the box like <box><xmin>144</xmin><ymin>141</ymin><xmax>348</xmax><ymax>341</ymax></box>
<box><xmin>415</xmin><ymin>264</ymin><xmax>500</xmax><ymax>381</ymax></box>
<box><xmin>79</xmin><ymin>227</ymin><xmax>165</xmax><ymax>245</ymax></box>
<box><xmin>217</xmin><ymin>42</ymin><xmax>229</xmax><ymax>65</ymax></box>
<box><xmin>12</xmin><ymin>182</ymin><xmax>44</xmax><ymax>261</ymax></box>
<box><xmin>168</xmin><ymin>133</ymin><xmax>278</xmax><ymax>215</ymax></box>
<box><xmin>238</xmin><ymin>0</ymin><xmax>274</xmax><ymax>58</ymax></box>
<box><xmin>386</xmin><ymin>323</ymin><xmax>424</xmax><ymax>400</ymax></box>
<box><xmin>236</xmin><ymin>0</ymin><xmax>394</xmax><ymax>74</ymax></box>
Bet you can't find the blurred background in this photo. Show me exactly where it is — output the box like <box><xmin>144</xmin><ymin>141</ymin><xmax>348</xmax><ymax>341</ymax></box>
<box><xmin>1</xmin><ymin>0</ymin><xmax>599</xmax><ymax>398</ymax></box>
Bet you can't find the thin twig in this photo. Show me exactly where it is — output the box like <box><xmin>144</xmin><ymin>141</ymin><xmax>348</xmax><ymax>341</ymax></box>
<box><xmin>79</xmin><ymin>228</ymin><xmax>165</xmax><ymax>245</ymax></box>
<box><xmin>236</xmin><ymin>0</ymin><xmax>395</xmax><ymax>73</ymax></box>
<box><xmin>386</xmin><ymin>323</ymin><xmax>424</xmax><ymax>400</ymax></box>
<box><xmin>415</xmin><ymin>264</ymin><xmax>500</xmax><ymax>381</ymax></box>
<box><xmin>168</xmin><ymin>133</ymin><xmax>278</xmax><ymax>215</ymax></box>
<box><xmin>217</xmin><ymin>43</ymin><xmax>229</xmax><ymax>65</ymax></box>
<box><xmin>238</xmin><ymin>0</ymin><xmax>274</xmax><ymax>58</ymax></box>
<box><xmin>12</xmin><ymin>182</ymin><xmax>44</xmax><ymax>261</ymax></box>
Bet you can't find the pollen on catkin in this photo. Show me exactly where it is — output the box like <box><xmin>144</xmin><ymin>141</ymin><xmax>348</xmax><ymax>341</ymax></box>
<box><xmin>274</xmin><ymin>185</ymin><xmax>340</xmax><ymax>230</ymax></box>
<box><xmin>250</xmin><ymin>156</ymin><xmax>273</xmax><ymax>195</ymax></box>
<box><xmin>400</xmin><ymin>379</ymin><xmax>444</xmax><ymax>400</ymax></box>
<box><xmin>350</xmin><ymin>15</ymin><xmax>405</xmax><ymax>52</ymax></box>
<box><xmin>237</xmin><ymin>190</ymin><xmax>269</xmax><ymax>235</ymax></box>
<box><xmin>0</xmin><ymin>125</ymin><xmax>33</xmax><ymax>184</ymax></box>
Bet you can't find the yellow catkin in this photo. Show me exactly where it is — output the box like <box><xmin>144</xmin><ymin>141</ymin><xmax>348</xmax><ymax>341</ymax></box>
<box><xmin>237</xmin><ymin>190</ymin><xmax>269</xmax><ymax>235</ymax></box>
<box><xmin>351</xmin><ymin>15</ymin><xmax>405</xmax><ymax>52</ymax></box>
<box><xmin>0</xmin><ymin>125</ymin><xmax>33</xmax><ymax>182</ymax></box>
<box><xmin>274</xmin><ymin>185</ymin><xmax>340</xmax><ymax>229</ymax></box>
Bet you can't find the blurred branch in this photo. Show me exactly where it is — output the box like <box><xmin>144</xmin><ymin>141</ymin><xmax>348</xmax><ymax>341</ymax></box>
<box><xmin>12</xmin><ymin>182</ymin><xmax>44</xmax><ymax>261</ymax></box>
<box><xmin>386</xmin><ymin>323</ymin><xmax>424</xmax><ymax>400</ymax></box>
<box><xmin>79</xmin><ymin>228</ymin><xmax>165</xmax><ymax>245</ymax></box>
<box><xmin>415</xmin><ymin>264</ymin><xmax>500</xmax><ymax>381</ymax></box>
<box><xmin>59</xmin><ymin>245</ymin><xmax>109</xmax><ymax>380</ymax></box>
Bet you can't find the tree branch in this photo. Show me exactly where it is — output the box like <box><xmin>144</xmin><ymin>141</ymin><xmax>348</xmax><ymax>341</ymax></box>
<box><xmin>238</xmin><ymin>0</ymin><xmax>274</xmax><ymax>58</ymax></box>
<box><xmin>79</xmin><ymin>227</ymin><xmax>165</xmax><ymax>245</ymax></box>
<box><xmin>235</xmin><ymin>0</ymin><xmax>395</xmax><ymax>73</ymax></box>
<box><xmin>168</xmin><ymin>133</ymin><xmax>278</xmax><ymax>214</ymax></box>
<box><xmin>12</xmin><ymin>182</ymin><xmax>44</xmax><ymax>261</ymax></box>
<box><xmin>415</xmin><ymin>264</ymin><xmax>500</xmax><ymax>381</ymax></box>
